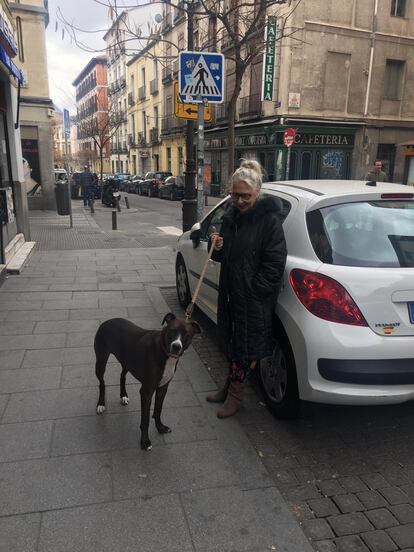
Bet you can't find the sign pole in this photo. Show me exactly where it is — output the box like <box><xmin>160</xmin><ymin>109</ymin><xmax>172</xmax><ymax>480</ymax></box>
<box><xmin>286</xmin><ymin>146</ymin><xmax>291</xmax><ymax>180</ymax></box>
<box><xmin>64</xmin><ymin>132</ymin><xmax>73</xmax><ymax>228</ymax></box>
<box><xmin>197</xmin><ymin>103</ymin><xmax>205</xmax><ymax>221</ymax></box>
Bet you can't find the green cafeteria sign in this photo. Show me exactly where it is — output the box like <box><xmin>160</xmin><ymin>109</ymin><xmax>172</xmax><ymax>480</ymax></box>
<box><xmin>262</xmin><ymin>16</ymin><xmax>277</xmax><ymax>101</ymax></box>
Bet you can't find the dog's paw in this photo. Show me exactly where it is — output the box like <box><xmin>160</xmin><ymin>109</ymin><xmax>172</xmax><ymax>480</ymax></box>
<box><xmin>156</xmin><ymin>423</ymin><xmax>171</xmax><ymax>434</ymax></box>
<box><xmin>120</xmin><ymin>396</ymin><xmax>129</xmax><ymax>406</ymax></box>
<box><xmin>141</xmin><ymin>440</ymin><xmax>152</xmax><ymax>451</ymax></box>
<box><xmin>96</xmin><ymin>405</ymin><xmax>106</xmax><ymax>414</ymax></box>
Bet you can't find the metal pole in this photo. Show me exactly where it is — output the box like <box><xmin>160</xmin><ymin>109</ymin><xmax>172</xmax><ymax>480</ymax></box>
<box><xmin>182</xmin><ymin>0</ymin><xmax>197</xmax><ymax>232</ymax></box>
<box><xmin>112</xmin><ymin>210</ymin><xmax>117</xmax><ymax>230</ymax></box>
<box><xmin>286</xmin><ymin>146</ymin><xmax>291</xmax><ymax>180</ymax></box>
<box><xmin>64</xmin><ymin>133</ymin><xmax>73</xmax><ymax>228</ymax></box>
<box><xmin>197</xmin><ymin>103</ymin><xmax>205</xmax><ymax>220</ymax></box>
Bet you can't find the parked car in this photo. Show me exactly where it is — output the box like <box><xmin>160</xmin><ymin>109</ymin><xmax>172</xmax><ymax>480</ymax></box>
<box><xmin>128</xmin><ymin>175</ymin><xmax>144</xmax><ymax>194</ymax></box>
<box><xmin>158</xmin><ymin>175</ymin><xmax>185</xmax><ymax>201</ymax></box>
<box><xmin>138</xmin><ymin>171</ymin><xmax>173</xmax><ymax>197</ymax></box>
<box><xmin>114</xmin><ymin>173</ymin><xmax>130</xmax><ymax>191</ymax></box>
<box><xmin>175</xmin><ymin>179</ymin><xmax>414</xmax><ymax>418</ymax></box>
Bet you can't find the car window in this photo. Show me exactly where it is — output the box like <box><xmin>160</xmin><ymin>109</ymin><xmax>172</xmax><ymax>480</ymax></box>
<box><xmin>200</xmin><ymin>201</ymin><xmax>230</xmax><ymax>240</ymax></box>
<box><xmin>307</xmin><ymin>200</ymin><xmax>414</xmax><ymax>267</ymax></box>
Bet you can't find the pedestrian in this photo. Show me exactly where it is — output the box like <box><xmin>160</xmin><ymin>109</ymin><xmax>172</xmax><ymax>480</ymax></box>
<box><xmin>80</xmin><ymin>165</ymin><xmax>94</xmax><ymax>206</ymax></box>
<box><xmin>366</xmin><ymin>160</ymin><xmax>388</xmax><ymax>182</ymax></box>
<box><xmin>207</xmin><ymin>159</ymin><xmax>287</xmax><ymax>418</ymax></box>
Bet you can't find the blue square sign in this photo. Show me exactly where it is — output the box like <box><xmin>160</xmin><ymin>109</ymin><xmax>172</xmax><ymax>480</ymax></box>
<box><xmin>179</xmin><ymin>51</ymin><xmax>225</xmax><ymax>104</ymax></box>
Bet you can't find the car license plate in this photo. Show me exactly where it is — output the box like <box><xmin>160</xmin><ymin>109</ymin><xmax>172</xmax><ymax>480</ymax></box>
<box><xmin>409</xmin><ymin>302</ymin><xmax>414</xmax><ymax>323</ymax></box>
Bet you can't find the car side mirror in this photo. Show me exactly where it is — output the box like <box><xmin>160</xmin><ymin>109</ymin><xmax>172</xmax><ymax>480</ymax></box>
<box><xmin>190</xmin><ymin>222</ymin><xmax>201</xmax><ymax>248</ymax></box>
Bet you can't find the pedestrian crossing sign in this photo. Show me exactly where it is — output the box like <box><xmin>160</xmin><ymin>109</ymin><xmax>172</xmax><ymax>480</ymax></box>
<box><xmin>179</xmin><ymin>51</ymin><xmax>225</xmax><ymax>104</ymax></box>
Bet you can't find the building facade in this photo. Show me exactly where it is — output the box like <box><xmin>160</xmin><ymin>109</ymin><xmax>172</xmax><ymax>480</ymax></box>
<box><xmin>10</xmin><ymin>0</ymin><xmax>55</xmax><ymax>209</ymax></box>
<box><xmin>205</xmin><ymin>0</ymin><xmax>414</xmax><ymax>190</ymax></box>
<box><xmin>72</xmin><ymin>56</ymin><xmax>110</xmax><ymax>174</ymax></box>
<box><xmin>104</xmin><ymin>12</ymin><xmax>128</xmax><ymax>175</ymax></box>
<box><xmin>0</xmin><ymin>0</ymin><xmax>32</xmax><ymax>275</ymax></box>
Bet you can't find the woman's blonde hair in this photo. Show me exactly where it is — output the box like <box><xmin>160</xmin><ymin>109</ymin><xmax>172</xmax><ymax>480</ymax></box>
<box><xmin>229</xmin><ymin>159</ymin><xmax>263</xmax><ymax>192</ymax></box>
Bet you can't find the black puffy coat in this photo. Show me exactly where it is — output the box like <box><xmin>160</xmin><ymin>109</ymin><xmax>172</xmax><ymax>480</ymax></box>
<box><xmin>212</xmin><ymin>195</ymin><xmax>287</xmax><ymax>363</ymax></box>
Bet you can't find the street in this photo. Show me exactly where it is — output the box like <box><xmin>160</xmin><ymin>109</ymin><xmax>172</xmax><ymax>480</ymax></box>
<box><xmin>7</xmin><ymin>194</ymin><xmax>414</xmax><ymax>552</ymax></box>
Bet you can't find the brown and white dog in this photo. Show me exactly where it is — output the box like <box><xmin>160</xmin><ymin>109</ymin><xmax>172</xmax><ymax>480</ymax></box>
<box><xmin>94</xmin><ymin>313</ymin><xmax>201</xmax><ymax>450</ymax></box>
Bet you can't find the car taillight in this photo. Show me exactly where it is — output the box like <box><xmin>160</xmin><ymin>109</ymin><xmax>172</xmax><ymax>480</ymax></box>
<box><xmin>289</xmin><ymin>269</ymin><xmax>368</xmax><ymax>326</ymax></box>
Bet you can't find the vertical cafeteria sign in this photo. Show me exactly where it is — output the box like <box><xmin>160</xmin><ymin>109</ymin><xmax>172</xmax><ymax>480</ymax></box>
<box><xmin>261</xmin><ymin>16</ymin><xmax>277</xmax><ymax>101</ymax></box>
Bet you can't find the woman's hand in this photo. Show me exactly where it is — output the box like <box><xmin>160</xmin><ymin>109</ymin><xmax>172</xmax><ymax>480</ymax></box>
<box><xmin>211</xmin><ymin>232</ymin><xmax>224</xmax><ymax>251</ymax></box>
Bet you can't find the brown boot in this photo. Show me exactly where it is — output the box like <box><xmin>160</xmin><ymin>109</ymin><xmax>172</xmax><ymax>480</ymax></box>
<box><xmin>206</xmin><ymin>378</ymin><xmax>230</xmax><ymax>403</ymax></box>
<box><xmin>217</xmin><ymin>380</ymin><xmax>244</xmax><ymax>418</ymax></box>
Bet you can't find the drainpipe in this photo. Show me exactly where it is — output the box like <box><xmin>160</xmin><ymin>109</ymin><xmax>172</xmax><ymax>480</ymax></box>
<box><xmin>364</xmin><ymin>0</ymin><xmax>378</xmax><ymax>116</ymax></box>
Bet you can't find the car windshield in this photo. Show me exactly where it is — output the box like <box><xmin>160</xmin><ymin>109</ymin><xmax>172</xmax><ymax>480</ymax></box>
<box><xmin>307</xmin><ymin>200</ymin><xmax>414</xmax><ymax>267</ymax></box>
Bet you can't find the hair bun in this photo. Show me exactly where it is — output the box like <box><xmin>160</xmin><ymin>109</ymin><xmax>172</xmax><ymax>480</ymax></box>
<box><xmin>239</xmin><ymin>159</ymin><xmax>263</xmax><ymax>176</ymax></box>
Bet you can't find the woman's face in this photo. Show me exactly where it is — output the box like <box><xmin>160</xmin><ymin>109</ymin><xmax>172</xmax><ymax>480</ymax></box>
<box><xmin>230</xmin><ymin>180</ymin><xmax>259</xmax><ymax>213</ymax></box>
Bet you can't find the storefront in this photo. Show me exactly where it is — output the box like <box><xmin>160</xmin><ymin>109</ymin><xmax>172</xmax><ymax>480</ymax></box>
<box><xmin>205</xmin><ymin>120</ymin><xmax>358</xmax><ymax>193</ymax></box>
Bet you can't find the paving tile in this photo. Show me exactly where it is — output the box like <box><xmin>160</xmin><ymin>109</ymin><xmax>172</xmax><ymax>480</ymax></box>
<box><xmin>0</xmin><ymin>366</ymin><xmax>61</xmax><ymax>393</ymax></box>
<box><xmin>0</xmin><ymin>513</ymin><xmax>40</xmax><ymax>552</ymax></box>
<box><xmin>0</xmin><ymin>453</ymin><xmax>112</xmax><ymax>515</ymax></box>
<box><xmin>0</xmin><ymin>421</ymin><xmax>52</xmax><ymax>462</ymax></box>
<box><xmin>0</xmin><ymin>349</ymin><xmax>25</xmax><ymax>369</ymax></box>
<box><xmin>357</xmin><ymin>490</ymin><xmax>388</xmax><ymax>509</ymax></box>
<box><xmin>22</xmin><ymin>347</ymin><xmax>94</xmax><ymax>368</ymax></box>
<box><xmin>112</xmin><ymin>441</ymin><xmax>237</xmax><ymax>499</ymax></box>
<box><xmin>0</xmin><ymin>394</ymin><xmax>9</xmax><ymax>420</ymax></box>
<box><xmin>361</xmin><ymin>530</ymin><xmax>398</xmax><ymax>552</ymax></box>
<box><xmin>333</xmin><ymin>493</ymin><xmax>364</xmax><ymax>513</ymax></box>
<box><xmin>43</xmin><ymin>299</ymin><xmax>99</xmax><ymax>310</ymax></box>
<box><xmin>301</xmin><ymin>518</ymin><xmax>335</xmax><ymax>540</ymax></box>
<box><xmin>335</xmin><ymin>535</ymin><xmax>370</xmax><ymax>552</ymax></box>
<box><xmin>379</xmin><ymin>485</ymin><xmax>410</xmax><ymax>505</ymax></box>
<box><xmin>34</xmin><ymin>319</ymin><xmax>100</xmax><ymax>334</ymax></box>
<box><xmin>1</xmin><ymin>292</ymin><xmax>73</xmax><ymax>302</ymax></box>
<box><xmin>162</xmin><ymin>406</ymin><xmax>216</xmax><ymax>444</ymax></box>
<box><xmin>387</xmin><ymin>524</ymin><xmax>414</xmax><ymax>548</ymax></box>
<box><xmin>365</xmin><ymin>508</ymin><xmax>399</xmax><ymax>530</ymax></box>
<box><xmin>38</xmin><ymin>495</ymin><xmax>193</xmax><ymax>552</ymax></box>
<box><xmin>66</xmin><ymin>331</ymin><xmax>96</xmax><ymax>348</ymax></box>
<box><xmin>68</xmin><ymin>307</ymin><xmax>128</xmax><ymax>320</ymax></box>
<box><xmin>390</xmin><ymin>503</ymin><xmax>414</xmax><ymax>523</ymax></box>
<box><xmin>181</xmin><ymin>486</ymin><xmax>313</xmax><ymax>552</ymax></box>
<box><xmin>5</xmin><ymin>310</ymin><xmax>70</xmax><ymax>322</ymax></box>
<box><xmin>318</xmin><ymin>479</ymin><xmax>346</xmax><ymax>497</ymax></box>
<box><xmin>0</xmin><ymin>333</ymin><xmax>66</xmax><ymax>350</ymax></box>
<box><xmin>60</xmin><ymin>362</ymin><xmax>138</xmax><ymax>388</ymax></box>
<box><xmin>0</xmin><ymin>321</ymin><xmax>35</xmax><ymax>335</ymax></box>
<box><xmin>328</xmin><ymin>513</ymin><xmax>373</xmax><ymax>536</ymax></box>
<box><xmin>308</xmin><ymin>497</ymin><xmax>340</xmax><ymax>517</ymax></box>
<box><xmin>99</xmin><ymin>296</ymin><xmax>152</xmax><ymax>308</ymax></box>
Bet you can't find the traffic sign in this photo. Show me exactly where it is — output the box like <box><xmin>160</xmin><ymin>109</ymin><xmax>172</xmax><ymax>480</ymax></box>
<box><xmin>283</xmin><ymin>127</ymin><xmax>296</xmax><ymax>147</ymax></box>
<box><xmin>174</xmin><ymin>81</ymin><xmax>212</xmax><ymax>122</ymax></box>
<box><xmin>179</xmin><ymin>51</ymin><xmax>225</xmax><ymax>104</ymax></box>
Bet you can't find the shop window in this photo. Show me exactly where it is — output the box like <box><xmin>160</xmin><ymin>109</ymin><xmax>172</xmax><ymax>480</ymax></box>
<box><xmin>320</xmin><ymin>150</ymin><xmax>345</xmax><ymax>179</ymax></box>
<box><xmin>384</xmin><ymin>60</ymin><xmax>405</xmax><ymax>100</ymax></box>
<box><xmin>315</xmin><ymin>151</ymin><xmax>321</xmax><ymax>179</ymax></box>
<box><xmin>300</xmin><ymin>152</ymin><xmax>312</xmax><ymax>180</ymax></box>
<box><xmin>377</xmin><ymin>143</ymin><xmax>396</xmax><ymax>180</ymax></box>
<box><xmin>391</xmin><ymin>0</ymin><xmax>406</xmax><ymax>16</ymax></box>
<box><xmin>288</xmin><ymin>151</ymin><xmax>297</xmax><ymax>180</ymax></box>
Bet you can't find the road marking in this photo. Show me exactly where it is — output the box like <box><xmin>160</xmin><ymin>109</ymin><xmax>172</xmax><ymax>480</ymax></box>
<box><xmin>157</xmin><ymin>226</ymin><xmax>182</xmax><ymax>236</ymax></box>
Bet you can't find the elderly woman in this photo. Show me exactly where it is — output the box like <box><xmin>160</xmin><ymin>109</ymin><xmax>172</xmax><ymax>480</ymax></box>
<box><xmin>208</xmin><ymin>159</ymin><xmax>287</xmax><ymax>418</ymax></box>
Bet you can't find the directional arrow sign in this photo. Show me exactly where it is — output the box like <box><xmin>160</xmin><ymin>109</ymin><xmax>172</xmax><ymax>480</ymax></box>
<box><xmin>174</xmin><ymin>81</ymin><xmax>212</xmax><ymax>122</ymax></box>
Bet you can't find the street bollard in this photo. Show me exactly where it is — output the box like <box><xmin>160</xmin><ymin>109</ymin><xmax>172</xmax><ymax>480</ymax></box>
<box><xmin>117</xmin><ymin>198</ymin><xmax>121</xmax><ymax>212</ymax></box>
<box><xmin>205</xmin><ymin>194</ymin><xmax>208</xmax><ymax>206</ymax></box>
<box><xmin>90</xmin><ymin>199</ymin><xmax>95</xmax><ymax>214</ymax></box>
<box><xmin>125</xmin><ymin>196</ymin><xmax>130</xmax><ymax>209</ymax></box>
<box><xmin>112</xmin><ymin>210</ymin><xmax>117</xmax><ymax>230</ymax></box>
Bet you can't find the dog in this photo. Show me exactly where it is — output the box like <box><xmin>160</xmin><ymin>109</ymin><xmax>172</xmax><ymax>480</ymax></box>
<box><xmin>94</xmin><ymin>313</ymin><xmax>201</xmax><ymax>450</ymax></box>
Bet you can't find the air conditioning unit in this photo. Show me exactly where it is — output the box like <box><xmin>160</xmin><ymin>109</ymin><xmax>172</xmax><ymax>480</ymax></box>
<box><xmin>47</xmin><ymin>108</ymin><xmax>54</xmax><ymax>117</ymax></box>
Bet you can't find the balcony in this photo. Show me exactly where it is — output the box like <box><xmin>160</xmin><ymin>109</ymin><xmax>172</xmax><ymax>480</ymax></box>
<box><xmin>239</xmin><ymin>94</ymin><xmax>262</xmax><ymax>119</ymax></box>
<box><xmin>137</xmin><ymin>132</ymin><xmax>147</xmax><ymax>146</ymax></box>
<box><xmin>128</xmin><ymin>92</ymin><xmax>135</xmax><ymax>106</ymax></box>
<box><xmin>162</xmin><ymin>67</ymin><xmax>172</xmax><ymax>83</ymax></box>
<box><xmin>161</xmin><ymin>115</ymin><xmax>185</xmax><ymax>135</ymax></box>
<box><xmin>150</xmin><ymin>79</ymin><xmax>159</xmax><ymax>94</ymax></box>
<box><xmin>150</xmin><ymin>127</ymin><xmax>160</xmax><ymax>144</ymax></box>
<box><xmin>161</xmin><ymin>12</ymin><xmax>172</xmax><ymax>32</ymax></box>
<box><xmin>122</xmin><ymin>142</ymin><xmax>128</xmax><ymax>154</ymax></box>
<box><xmin>120</xmin><ymin>76</ymin><xmax>126</xmax><ymax>88</ymax></box>
<box><xmin>128</xmin><ymin>134</ymin><xmax>136</xmax><ymax>147</ymax></box>
<box><xmin>112</xmin><ymin>146</ymin><xmax>121</xmax><ymax>154</ymax></box>
<box><xmin>138</xmin><ymin>85</ymin><xmax>146</xmax><ymax>101</ymax></box>
<box><xmin>215</xmin><ymin>103</ymin><xmax>227</xmax><ymax>121</ymax></box>
<box><xmin>173</xmin><ymin>59</ymin><xmax>179</xmax><ymax>76</ymax></box>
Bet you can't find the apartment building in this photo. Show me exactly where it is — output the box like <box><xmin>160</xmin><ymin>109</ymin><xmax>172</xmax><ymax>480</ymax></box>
<box><xmin>0</xmin><ymin>0</ymin><xmax>33</xmax><ymax>275</ymax></box>
<box><xmin>104</xmin><ymin>12</ymin><xmax>128</xmax><ymax>174</ymax></box>
<box><xmin>51</xmin><ymin>110</ymin><xmax>78</xmax><ymax>170</ymax></box>
<box><xmin>10</xmin><ymin>0</ymin><xmax>55</xmax><ymax>209</ymax></box>
<box><xmin>72</xmin><ymin>56</ymin><xmax>110</xmax><ymax>174</ymax></box>
<box><xmin>204</xmin><ymin>0</ymin><xmax>414</xmax><ymax>189</ymax></box>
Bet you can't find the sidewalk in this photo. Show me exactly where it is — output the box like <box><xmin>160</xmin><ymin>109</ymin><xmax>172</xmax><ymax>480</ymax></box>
<box><xmin>0</xmin><ymin>207</ymin><xmax>312</xmax><ymax>551</ymax></box>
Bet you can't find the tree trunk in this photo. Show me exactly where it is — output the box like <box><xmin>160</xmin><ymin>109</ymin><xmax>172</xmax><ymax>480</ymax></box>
<box><xmin>100</xmin><ymin>148</ymin><xmax>104</xmax><ymax>201</ymax></box>
<box><xmin>226</xmin><ymin>60</ymin><xmax>244</xmax><ymax>184</ymax></box>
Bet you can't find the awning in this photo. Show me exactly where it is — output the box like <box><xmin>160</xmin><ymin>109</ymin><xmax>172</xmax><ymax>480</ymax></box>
<box><xmin>0</xmin><ymin>44</ymin><xmax>24</xmax><ymax>85</ymax></box>
<box><xmin>398</xmin><ymin>140</ymin><xmax>414</xmax><ymax>147</ymax></box>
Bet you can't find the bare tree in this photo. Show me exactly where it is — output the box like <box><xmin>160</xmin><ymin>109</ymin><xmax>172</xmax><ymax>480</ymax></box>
<box><xmin>59</xmin><ymin>0</ymin><xmax>303</xmax><ymax>181</ymax></box>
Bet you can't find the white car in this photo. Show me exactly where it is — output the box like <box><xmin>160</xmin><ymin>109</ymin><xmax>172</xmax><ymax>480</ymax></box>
<box><xmin>175</xmin><ymin>180</ymin><xmax>414</xmax><ymax>417</ymax></box>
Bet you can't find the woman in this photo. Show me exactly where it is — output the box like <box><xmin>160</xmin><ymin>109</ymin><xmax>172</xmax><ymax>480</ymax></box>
<box><xmin>207</xmin><ymin>159</ymin><xmax>287</xmax><ymax>418</ymax></box>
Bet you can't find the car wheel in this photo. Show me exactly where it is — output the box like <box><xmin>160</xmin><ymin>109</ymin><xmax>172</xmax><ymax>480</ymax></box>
<box><xmin>259</xmin><ymin>331</ymin><xmax>300</xmax><ymax>419</ymax></box>
<box><xmin>176</xmin><ymin>255</ymin><xmax>192</xmax><ymax>309</ymax></box>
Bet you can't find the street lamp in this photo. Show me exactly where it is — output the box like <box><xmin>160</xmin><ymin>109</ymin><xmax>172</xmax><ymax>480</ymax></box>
<box><xmin>182</xmin><ymin>0</ymin><xmax>197</xmax><ymax>232</ymax></box>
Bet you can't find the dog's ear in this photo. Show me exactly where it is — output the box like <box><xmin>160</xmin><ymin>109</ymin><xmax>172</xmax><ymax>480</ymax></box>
<box><xmin>189</xmin><ymin>321</ymin><xmax>201</xmax><ymax>335</ymax></box>
<box><xmin>162</xmin><ymin>312</ymin><xmax>176</xmax><ymax>325</ymax></box>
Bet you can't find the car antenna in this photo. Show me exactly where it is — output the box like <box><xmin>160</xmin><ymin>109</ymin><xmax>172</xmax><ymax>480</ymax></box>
<box><xmin>366</xmin><ymin>181</ymin><xmax>377</xmax><ymax>186</ymax></box>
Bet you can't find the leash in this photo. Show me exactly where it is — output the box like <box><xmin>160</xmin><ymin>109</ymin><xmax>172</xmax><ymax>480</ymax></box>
<box><xmin>185</xmin><ymin>233</ymin><xmax>218</xmax><ymax>320</ymax></box>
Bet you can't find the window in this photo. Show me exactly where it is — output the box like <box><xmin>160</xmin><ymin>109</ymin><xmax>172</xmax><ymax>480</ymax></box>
<box><xmin>391</xmin><ymin>0</ymin><xmax>406</xmax><ymax>16</ymax></box>
<box><xmin>16</xmin><ymin>17</ymin><xmax>24</xmax><ymax>62</ymax></box>
<box><xmin>384</xmin><ymin>59</ymin><xmax>405</xmax><ymax>100</ymax></box>
<box><xmin>167</xmin><ymin>147</ymin><xmax>172</xmax><ymax>172</ymax></box>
